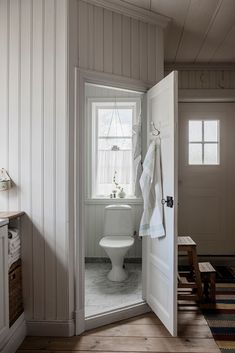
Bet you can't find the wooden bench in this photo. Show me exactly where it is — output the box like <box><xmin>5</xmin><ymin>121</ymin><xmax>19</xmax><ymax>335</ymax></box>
<box><xmin>199</xmin><ymin>262</ymin><xmax>216</xmax><ymax>303</ymax></box>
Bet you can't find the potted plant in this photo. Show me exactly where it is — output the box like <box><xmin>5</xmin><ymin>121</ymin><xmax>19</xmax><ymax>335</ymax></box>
<box><xmin>113</xmin><ymin>171</ymin><xmax>126</xmax><ymax>198</ymax></box>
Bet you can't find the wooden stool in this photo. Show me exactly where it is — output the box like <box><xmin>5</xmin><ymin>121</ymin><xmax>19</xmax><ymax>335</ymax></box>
<box><xmin>199</xmin><ymin>262</ymin><xmax>216</xmax><ymax>303</ymax></box>
<box><xmin>178</xmin><ymin>236</ymin><xmax>203</xmax><ymax>302</ymax></box>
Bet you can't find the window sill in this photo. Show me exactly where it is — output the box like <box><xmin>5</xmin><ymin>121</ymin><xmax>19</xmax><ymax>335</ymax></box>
<box><xmin>85</xmin><ymin>197</ymin><xmax>143</xmax><ymax>205</ymax></box>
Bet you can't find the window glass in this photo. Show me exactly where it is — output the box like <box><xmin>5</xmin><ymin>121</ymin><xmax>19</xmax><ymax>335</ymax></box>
<box><xmin>189</xmin><ymin>144</ymin><xmax>202</xmax><ymax>164</ymax></box>
<box><xmin>94</xmin><ymin>104</ymin><xmax>135</xmax><ymax>197</ymax></box>
<box><xmin>204</xmin><ymin>120</ymin><xmax>218</xmax><ymax>142</ymax></box>
<box><xmin>204</xmin><ymin>144</ymin><xmax>218</xmax><ymax>164</ymax></box>
<box><xmin>189</xmin><ymin>121</ymin><xmax>202</xmax><ymax>142</ymax></box>
<box><xmin>188</xmin><ymin>120</ymin><xmax>219</xmax><ymax>165</ymax></box>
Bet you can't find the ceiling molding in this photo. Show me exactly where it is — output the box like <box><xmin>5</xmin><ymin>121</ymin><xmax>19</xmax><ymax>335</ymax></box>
<box><xmin>165</xmin><ymin>62</ymin><xmax>235</xmax><ymax>71</ymax></box>
<box><xmin>79</xmin><ymin>0</ymin><xmax>171</xmax><ymax>28</ymax></box>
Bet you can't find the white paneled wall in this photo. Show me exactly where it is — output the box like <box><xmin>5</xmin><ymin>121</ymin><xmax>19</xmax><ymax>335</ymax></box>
<box><xmin>0</xmin><ymin>0</ymin><xmax>70</xmax><ymax>323</ymax></box>
<box><xmin>77</xmin><ymin>0</ymin><xmax>163</xmax><ymax>83</ymax></box>
<box><xmin>85</xmin><ymin>203</ymin><xmax>143</xmax><ymax>258</ymax></box>
<box><xmin>165</xmin><ymin>69</ymin><xmax>235</xmax><ymax>89</ymax></box>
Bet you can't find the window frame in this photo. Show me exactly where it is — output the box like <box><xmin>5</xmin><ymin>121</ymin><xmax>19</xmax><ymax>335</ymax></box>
<box><xmin>188</xmin><ymin>119</ymin><xmax>220</xmax><ymax>166</ymax></box>
<box><xmin>87</xmin><ymin>97</ymin><xmax>141</xmax><ymax>199</ymax></box>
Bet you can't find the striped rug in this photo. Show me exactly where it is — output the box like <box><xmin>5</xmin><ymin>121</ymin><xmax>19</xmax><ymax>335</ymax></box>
<box><xmin>203</xmin><ymin>282</ymin><xmax>235</xmax><ymax>353</ymax></box>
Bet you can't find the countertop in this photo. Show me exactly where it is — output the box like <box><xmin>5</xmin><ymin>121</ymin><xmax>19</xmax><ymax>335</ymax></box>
<box><xmin>0</xmin><ymin>218</ymin><xmax>9</xmax><ymax>227</ymax></box>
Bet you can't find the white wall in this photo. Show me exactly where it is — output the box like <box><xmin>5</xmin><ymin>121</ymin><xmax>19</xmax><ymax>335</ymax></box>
<box><xmin>0</xmin><ymin>0</ymin><xmax>72</xmax><ymax>327</ymax></box>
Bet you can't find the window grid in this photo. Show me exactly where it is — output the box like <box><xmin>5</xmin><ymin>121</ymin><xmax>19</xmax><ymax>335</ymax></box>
<box><xmin>188</xmin><ymin>120</ymin><xmax>219</xmax><ymax>165</ymax></box>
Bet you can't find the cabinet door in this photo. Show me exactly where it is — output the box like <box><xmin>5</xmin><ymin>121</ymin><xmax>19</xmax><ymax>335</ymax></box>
<box><xmin>0</xmin><ymin>225</ymin><xmax>9</xmax><ymax>343</ymax></box>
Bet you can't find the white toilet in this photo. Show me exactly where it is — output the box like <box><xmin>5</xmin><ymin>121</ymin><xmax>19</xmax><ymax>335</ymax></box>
<box><xmin>99</xmin><ymin>205</ymin><xmax>134</xmax><ymax>282</ymax></box>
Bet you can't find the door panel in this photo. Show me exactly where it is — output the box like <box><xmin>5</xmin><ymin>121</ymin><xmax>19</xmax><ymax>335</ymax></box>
<box><xmin>178</xmin><ymin>103</ymin><xmax>235</xmax><ymax>255</ymax></box>
<box><xmin>143</xmin><ymin>71</ymin><xmax>178</xmax><ymax>336</ymax></box>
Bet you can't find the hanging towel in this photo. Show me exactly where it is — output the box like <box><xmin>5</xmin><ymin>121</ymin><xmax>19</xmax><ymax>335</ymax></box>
<box><xmin>139</xmin><ymin>139</ymin><xmax>165</xmax><ymax>238</ymax></box>
<box><xmin>133</xmin><ymin>119</ymin><xmax>142</xmax><ymax>197</ymax></box>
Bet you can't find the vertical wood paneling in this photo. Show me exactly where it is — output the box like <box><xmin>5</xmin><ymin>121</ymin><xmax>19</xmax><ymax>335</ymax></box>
<box><xmin>155</xmin><ymin>27</ymin><xmax>164</xmax><ymax>82</ymax></box>
<box><xmin>139</xmin><ymin>22</ymin><xmax>148</xmax><ymax>81</ymax></box>
<box><xmin>44</xmin><ymin>0</ymin><xmax>56</xmax><ymax>320</ymax></box>
<box><xmin>93</xmin><ymin>6</ymin><xmax>103</xmax><ymax>72</ymax></box>
<box><xmin>55</xmin><ymin>0</ymin><xmax>68</xmax><ymax>320</ymax></box>
<box><xmin>20</xmin><ymin>0</ymin><xmax>33</xmax><ymax>319</ymax></box>
<box><xmin>87</xmin><ymin>3</ymin><xmax>94</xmax><ymax>70</ymax></box>
<box><xmin>112</xmin><ymin>12</ymin><xmax>122</xmax><ymax>76</ymax></box>
<box><xmin>78</xmin><ymin>0</ymin><xmax>88</xmax><ymax>68</ymax></box>
<box><xmin>0</xmin><ymin>0</ymin><xmax>69</xmax><ymax>323</ymax></box>
<box><xmin>122</xmin><ymin>16</ymin><xmax>131</xmax><ymax>77</ymax></box>
<box><xmin>147</xmin><ymin>24</ymin><xmax>156</xmax><ymax>83</ymax></box>
<box><xmin>168</xmin><ymin>69</ymin><xmax>235</xmax><ymax>89</ymax></box>
<box><xmin>103</xmin><ymin>9</ymin><xmax>113</xmax><ymax>74</ymax></box>
<box><xmin>9</xmin><ymin>0</ymin><xmax>20</xmax><ymax>210</ymax></box>
<box><xmin>131</xmin><ymin>19</ymin><xmax>140</xmax><ymax>80</ymax></box>
<box><xmin>77</xmin><ymin>1</ymin><xmax>164</xmax><ymax>84</ymax></box>
<box><xmin>0</xmin><ymin>0</ymin><xmax>9</xmax><ymax>211</ymax></box>
<box><xmin>31</xmin><ymin>0</ymin><xmax>44</xmax><ymax>320</ymax></box>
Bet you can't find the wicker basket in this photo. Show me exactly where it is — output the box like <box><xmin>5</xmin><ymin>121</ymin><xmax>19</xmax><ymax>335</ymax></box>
<box><xmin>9</xmin><ymin>259</ymin><xmax>24</xmax><ymax>326</ymax></box>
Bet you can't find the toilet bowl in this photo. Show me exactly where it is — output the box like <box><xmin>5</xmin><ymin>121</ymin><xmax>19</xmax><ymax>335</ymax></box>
<box><xmin>99</xmin><ymin>205</ymin><xmax>134</xmax><ymax>282</ymax></box>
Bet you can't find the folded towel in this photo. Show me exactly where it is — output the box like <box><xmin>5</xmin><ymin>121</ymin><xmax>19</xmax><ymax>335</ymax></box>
<box><xmin>8</xmin><ymin>250</ymin><xmax>21</xmax><ymax>269</ymax></box>
<box><xmin>8</xmin><ymin>228</ymin><xmax>20</xmax><ymax>239</ymax></box>
<box><xmin>9</xmin><ymin>237</ymin><xmax>21</xmax><ymax>252</ymax></box>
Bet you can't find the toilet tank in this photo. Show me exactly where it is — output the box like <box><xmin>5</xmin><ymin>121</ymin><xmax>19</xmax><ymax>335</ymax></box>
<box><xmin>103</xmin><ymin>205</ymin><xmax>133</xmax><ymax>236</ymax></box>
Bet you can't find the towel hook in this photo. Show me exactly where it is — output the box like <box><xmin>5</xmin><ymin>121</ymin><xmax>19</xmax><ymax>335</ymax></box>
<box><xmin>151</xmin><ymin>121</ymin><xmax>160</xmax><ymax>137</ymax></box>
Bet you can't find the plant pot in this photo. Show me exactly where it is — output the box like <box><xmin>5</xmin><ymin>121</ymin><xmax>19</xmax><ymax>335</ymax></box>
<box><xmin>118</xmin><ymin>191</ymin><xmax>126</xmax><ymax>198</ymax></box>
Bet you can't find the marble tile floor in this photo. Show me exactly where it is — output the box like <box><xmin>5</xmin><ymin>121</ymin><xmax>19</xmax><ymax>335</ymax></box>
<box><xmin>85</xmin><ymin>262</ymin><xmax>142</xmax><ymax>317</ymax></box>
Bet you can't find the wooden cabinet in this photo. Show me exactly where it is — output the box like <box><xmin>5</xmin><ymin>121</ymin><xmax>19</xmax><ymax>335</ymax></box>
<box><xmin>0</xmin><ymin>221</ymin><xmax>9</xmax><ymax>345</ymax></box>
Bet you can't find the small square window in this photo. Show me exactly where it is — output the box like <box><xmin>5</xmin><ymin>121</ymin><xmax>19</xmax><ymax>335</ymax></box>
<box><xmin>188</xmin><ymin>120</ymin><xmax>219</xmax><ymax>165</ymax></box>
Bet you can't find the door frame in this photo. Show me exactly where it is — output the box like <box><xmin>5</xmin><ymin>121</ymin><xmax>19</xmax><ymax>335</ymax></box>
<box><xmin>74</xmin><ymin>68</ymin><xmax>155</xmax><ymax>335</ymax></box>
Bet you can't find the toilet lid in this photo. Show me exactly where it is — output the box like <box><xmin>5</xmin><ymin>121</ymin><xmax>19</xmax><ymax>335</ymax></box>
<box><xmin>99</xmin><ymin>235</ymin><xmax>134</xmax><ymax>248</ymax></box>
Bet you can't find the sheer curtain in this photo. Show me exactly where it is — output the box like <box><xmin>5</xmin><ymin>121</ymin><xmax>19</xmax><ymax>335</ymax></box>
<box><xmin>97</xmin><ymin>150</ymin><xmax>133</xmax><ymax>196</ymax></box>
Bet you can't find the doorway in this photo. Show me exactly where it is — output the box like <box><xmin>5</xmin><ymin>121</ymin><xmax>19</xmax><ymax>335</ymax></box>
<box><xmin>74</xmin><ymin>69</ymin><xmax>178</xmax><ymax>336</ymax></box>
<box><xmin>84</xmin><ymin>82</ymin><xmax>144</xmax><ymax>318</ymax></box>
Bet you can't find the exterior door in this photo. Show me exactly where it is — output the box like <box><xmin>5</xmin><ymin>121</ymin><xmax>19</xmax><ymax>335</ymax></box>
<box><xmin>142</xmin><ymin>71</ymin><xmax>178</xmax><ymax>336</ymax></box>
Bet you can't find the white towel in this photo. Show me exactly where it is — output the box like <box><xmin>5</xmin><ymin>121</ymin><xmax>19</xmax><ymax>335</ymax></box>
<box><xmin>8</xmin><ymin>228</ymin><xmax>20</xmax><ymax>239</ymax></box>
<box><xmin>9</xmin><ymin>237</ymin><xmax>20</xmax><ymax>252</ymax></box>
<box><xmin>8</xmin><ymin>249</ymin><xmax>21</xmax><ymax>269</ymax></box>
<box><xmin>133</xmin><ymin>119</ymin><xmax>142</xmax><ymax>197</ymax></box>
<box><xmin>139</xmin><ymin>139</ymin><xmax>165</xmax><ymax>238</ymax></box>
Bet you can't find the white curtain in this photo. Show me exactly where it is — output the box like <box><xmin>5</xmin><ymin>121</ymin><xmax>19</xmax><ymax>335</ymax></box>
<box><xmin>97</xmin><ymin>150</ymin><xmax>132</xmax><ymax>184</ymax></box>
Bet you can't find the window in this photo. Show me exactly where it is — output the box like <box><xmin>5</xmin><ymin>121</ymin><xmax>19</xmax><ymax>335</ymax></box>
<box><xmin>188</xmin><ymin>120</ymin><xmax>219</xmax><ymax>165</ymax></box>
<box><xmin>91</xmin><ymin>100</ymin><xmax>139</xmax><ymax>198</ymax></box>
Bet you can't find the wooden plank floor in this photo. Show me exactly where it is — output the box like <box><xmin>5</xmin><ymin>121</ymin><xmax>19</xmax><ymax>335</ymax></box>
<box><xmin>18</xmin><ymin>310</ymin><xmax>220</xmax><ymax>353</ymax></box>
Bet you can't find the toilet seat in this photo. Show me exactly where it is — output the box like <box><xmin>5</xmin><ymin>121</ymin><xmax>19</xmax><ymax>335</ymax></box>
<box><xmin>100</xmin><ymin>235</ymin><xmax>134</xmax><ymax>248</ymax></box>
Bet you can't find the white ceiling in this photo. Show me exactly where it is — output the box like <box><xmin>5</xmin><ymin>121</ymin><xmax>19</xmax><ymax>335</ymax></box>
<box><xmin>121</xmin><ymin>0</ymin><xmax>235</xmax><ymax>64</ymax></box>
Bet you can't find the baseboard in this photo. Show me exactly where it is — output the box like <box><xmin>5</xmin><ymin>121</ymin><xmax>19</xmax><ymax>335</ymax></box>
<box><xmin>1</xmin><ymin>314</ymin><xmax>26</xmax><ymax>353</ymax></box>
<box><xmin>26</xmin><ymin>319</ymin><xmax>75</xmax><ymax>337</ymax></box>
<box><xmin>85</xmin><ymin>301</ymin><xmax>151</xmax><ymax>331</ymax></box>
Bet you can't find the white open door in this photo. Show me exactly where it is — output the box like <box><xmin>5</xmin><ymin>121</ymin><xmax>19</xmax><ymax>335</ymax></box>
<box><xmin>142</xmin><ymin>71</ymin><xmax>178</xmax><ymax>336</ymax></box>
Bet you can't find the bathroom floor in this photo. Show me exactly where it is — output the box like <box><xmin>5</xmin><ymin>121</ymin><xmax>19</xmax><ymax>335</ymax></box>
<box><xmin>85</xmin><ymin>262</ymin><xmax>142</xmax><ymax>317</ymax></box>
